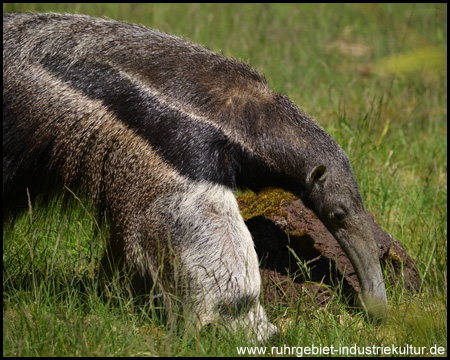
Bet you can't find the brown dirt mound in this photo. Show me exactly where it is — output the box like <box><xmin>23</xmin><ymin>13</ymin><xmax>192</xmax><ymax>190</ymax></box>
<box><xmin>237</xmin><ymin>189</ymin><xmax>420</xmax><ymax>307</ymax></box>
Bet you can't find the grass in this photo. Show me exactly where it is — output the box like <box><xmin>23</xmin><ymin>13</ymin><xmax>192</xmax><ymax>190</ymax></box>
<box><xmin>3</xmin><ymin>3</ymin><xmax>447</xmax><ymax>357</ymax></box>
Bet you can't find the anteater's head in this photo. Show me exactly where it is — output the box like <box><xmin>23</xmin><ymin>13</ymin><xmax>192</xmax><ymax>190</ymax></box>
<box><xmin>303</xmin><ymin>158</ymin><xmax>387</xmax><ymax>319</ymax></box>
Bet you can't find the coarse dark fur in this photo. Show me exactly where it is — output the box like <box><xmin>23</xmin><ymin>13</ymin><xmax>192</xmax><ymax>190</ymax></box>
<box><xmin>3</xmin><ymin>12</ymin><xmax>387</xmax><ymax>341</ymax></box>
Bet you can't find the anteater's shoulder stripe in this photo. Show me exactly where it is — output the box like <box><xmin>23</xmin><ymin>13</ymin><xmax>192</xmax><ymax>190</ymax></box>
<box><xmin>115</xmin><ymin>66</ymin><xmax>257</xmax><ymax>159</ymax></box>
<box><xmin>39</xmin><ymin>54</ymin><xmax>251</xmax><ymax>188</ymax></box>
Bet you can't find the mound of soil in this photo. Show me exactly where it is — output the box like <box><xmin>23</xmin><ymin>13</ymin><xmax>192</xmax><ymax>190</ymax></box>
<box><xmin>238</xmin><ymin>191</ymin><xmax>420</xmax><ymax>307</ymax></box>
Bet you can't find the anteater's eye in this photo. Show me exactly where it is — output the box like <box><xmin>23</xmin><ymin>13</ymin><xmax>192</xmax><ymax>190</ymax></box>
<box><xmin>330</xmin><ymin>207</ymin><xmax>347</xmax><ymax>222</ymax></box>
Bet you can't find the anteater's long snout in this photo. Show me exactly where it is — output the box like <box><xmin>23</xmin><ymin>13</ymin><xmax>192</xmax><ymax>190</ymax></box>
<box><xmin>332</xmin><ymin>213</ymin><xmax>387</xmax><ymax>319</ymax></box>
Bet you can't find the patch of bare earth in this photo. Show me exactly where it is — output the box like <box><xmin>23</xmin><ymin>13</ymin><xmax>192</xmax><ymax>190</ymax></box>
<box><xmin>238</xmin><ymin>191</ymin><xmax>420</xmax><ymax>308</ymax></box>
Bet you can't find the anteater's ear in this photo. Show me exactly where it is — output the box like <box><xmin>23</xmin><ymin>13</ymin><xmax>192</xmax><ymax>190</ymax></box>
<box><xmin>307</xmin><ymin>164</ymin><xmax>328</xmax><ymax>188</ymax></box>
